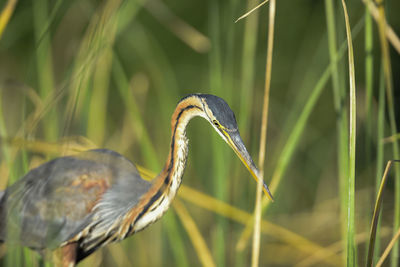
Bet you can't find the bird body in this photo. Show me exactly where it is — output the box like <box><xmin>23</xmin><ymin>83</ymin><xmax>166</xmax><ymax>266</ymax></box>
<box><xmin>0</xmin><ymin>149</ymin><xmax>151</xmax><ymax>259</ymax></box>
<box><xmin>0</xmin><ymin>94</ymin><xmax>273</xmax><ymax>266</ymax></box>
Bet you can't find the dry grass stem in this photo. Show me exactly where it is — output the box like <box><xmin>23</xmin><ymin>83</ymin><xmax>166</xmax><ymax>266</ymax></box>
<box><xmin>377</xmin><ymin>227</ymin><xmax>400</xmax><ymax>267</ymax></box>
<box><xmin>235</xmin><ymin>0</ymin><xmax>270</xmax><ymax>23</ymax></box>
<box><xmin>362</xmin><ymin>0</ymin><xmax>400</xmax><ymax>54</ymax></box>
<box><xmin>173</xmin><ymin>200</ymin><xmax>216</xmax><ymax>267</ymax></box>
<box><xmin>251</xmin><ymin>0</ymin><xmax>275</xmax><ymax>266</ymax></box>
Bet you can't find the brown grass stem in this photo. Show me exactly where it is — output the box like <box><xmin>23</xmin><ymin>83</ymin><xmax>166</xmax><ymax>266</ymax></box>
<box><xmin>251</xmin><ymin>0</ymin><xmax>275</xmax><ymax>266</ymax></box>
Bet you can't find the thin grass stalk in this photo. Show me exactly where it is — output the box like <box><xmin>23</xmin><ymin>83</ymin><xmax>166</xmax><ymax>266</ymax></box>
<box><xmin>33</xmin><ymin>0</ymin><xmax>58</xmax><ymax>142</ymax></box>
<box><xmin>87</xmin><ymin>48</ymin><xmax>113</xmax><ymax>145</ymax></box>
<box><xmin>377</xmin><ymin>225</ymin><xmax>400</xmax><ymax>267</ymax></box>
<box><xmin>372</xmin><ymin>1</ymin><xmax>400</xmax><ymax>265</ymax></box>
<box><xmin>7</xmin><ymin>90</ymin><xmax>33</xmax><ymax>266</ymax></box>
<box><xmin>0</xmin><ymin>89</ymin><xmax>11</xmax><ymax>168</ymax></box>
<box><xmin>222</xmin><ymin>0</ymin><xmax>237</xmax><ymax>109</ymax></box>
<box><xmin>236</xmin><ymin>18</ymin><xmax>364</xmax><ymax>250</ymax></box>
<box><xmin>0</xmin><ymin>87</ymin><xmax>20</xmax><ymax>267</ymax></box>
<box><xmin>209</xmin><ymin>3</ymin><xmax>227</xmax><ymax>266</ymax></box>
<box><xmin>64</xmin><ymin>0</ymin><xmax>122</xmax><ymax>138</ymax></box>
<box><xmin>373</xmin><ymin>65</ymin><xmax>386</xmax><ymax>265</ymax></box>
<box><xmin>364</xmin><ymin>1</ymin><xmax>373</xmax><ymax>161</ymax></box>
<box><xmin>324</xmin><ymin>1</ymin><xmax>348</xmax><ymax>262</ymax></box>
<box><xmin>251</xmin><ymin>0</ymin><xmax>275</xmax><ymax>266</ymax></box>
<box><xmin>20</xmin><ymin>88</ymin><xmax>33</xmax><ymax>266</ymax></box>
<box><xmin>174</xmin><ymin>200</ymin><xmax>216</xmax><ymax>267</ymax></box>
<box><xmin>236</xmin><ymin>2</ymin><xmax>260</xmax><ymax>259</ymax></box>
<box><xmin>367</xmin><ymin>160</ymin><xmax>400</xmax><ymax>266</ymax></box>
<box><xmin>238</xmin><ymin>0</ymin><xmax>259</xmax><ymax>132</ymax></box>
<box><xmin>86</xmin><ymin>7</ymin><xmax>119</xmax><ymax>147</ymax></box>
<box><xmin>362</xmin><ymin>0</ymin><xmax>400</xmax><ymax>55</ymax></box>
<box><xmin>163</xmin><ymin>212</ymin><xmax>190</xmax><ymax>267</ymax></box>
<box><xmin>235</xmin><ymin>0</ymin><xmax>269</xmax><ymax>23</ymax></box>
<box><xmin>364</xmin><ymin>5</ymin><xmax>374</xmax><ymax>261</ymax></box>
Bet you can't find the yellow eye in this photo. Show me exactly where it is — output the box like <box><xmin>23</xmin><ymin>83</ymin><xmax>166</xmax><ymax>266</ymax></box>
<box><xmin>213</xmin><ymin>120</ymin><xmax>220</xmax><ymax>127</ymax></box>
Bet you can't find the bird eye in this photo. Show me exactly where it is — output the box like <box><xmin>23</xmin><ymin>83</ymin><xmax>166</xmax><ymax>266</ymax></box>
<box><xmin>213</xmin><ymin>120</ymin><xmax>219</xmax><ymax>127</ymax></box>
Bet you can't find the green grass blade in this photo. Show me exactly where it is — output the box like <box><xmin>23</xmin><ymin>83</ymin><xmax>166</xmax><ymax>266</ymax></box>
<box><xmin>0</xmin><ymin>88</ymin><xmax>11</xmax><ymax>167</ymax></box>
<box><xmin>372</xmin><ymin>64</ymin><xmax>386</xmax><ymax>265</ymax></box>
<box><xmin>340</xmin><ymin>0</ymin><xmax>357</xmax><ymax>265</ymax></box>
<box><xmin>33</xmin><ymin>0</ymin><xmax>58</xmax><ymax>142</ymax></box>
<box><xmin>364</xmin><ymin>5</ymin><xmax>374</xmax><ymax>260</ymax></box>
<box><xmin>238</xmin><ymin>0</ymin><xmax>259</xmax><ymax>133</ymax></box>
<box><xmin>373</xmin><ymin>1</ymin><xmax>400</xmax><ymax>264</ymax></box>
<box><xmin>324</xmin><ymin>1</ymin><xmax>349</xmax><ymax>262</ymax></box>
<box><xmin>209</xmin><ymin>3</ymin><xmax>227</xmax><ymax>266</ymax></box>
<box><xmin>87</xmin><ymin>49</ymin><xmax>113</xmax><ymax>145</ymax></box>
<box><xmin>163</xmin><ymin>211</ymin><xmax>190</xmax><ymax>267</ymax></box>
<box><xmin>364</xmin><ymin>3</ymin><xmax>373</xmax><ymax>162</ymax></box>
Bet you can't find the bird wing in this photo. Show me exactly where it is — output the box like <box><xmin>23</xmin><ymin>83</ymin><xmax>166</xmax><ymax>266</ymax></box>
<box><xmin>0</xmin><ymin>149</ymin><xmax>151</xmax><ymax>250</ymax></box>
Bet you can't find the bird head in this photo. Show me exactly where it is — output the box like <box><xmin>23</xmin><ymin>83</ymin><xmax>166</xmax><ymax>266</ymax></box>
<box><xmin>194</xmin><ymin>94</ymin><xmax>274</xmax><ymax>201</ymax></box>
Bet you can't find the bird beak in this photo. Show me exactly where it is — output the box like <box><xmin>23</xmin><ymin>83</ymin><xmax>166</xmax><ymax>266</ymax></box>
<box><xmin>222</xmin><ymin>129</ymin><xmax>274</xmax><ymax>201</ymax></box>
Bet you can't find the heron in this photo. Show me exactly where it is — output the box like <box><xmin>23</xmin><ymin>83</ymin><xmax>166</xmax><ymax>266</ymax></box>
<box><xmin>0</xmin><ymin>94</ymin><xmax>273</xmax><ymax>266</ymax></box>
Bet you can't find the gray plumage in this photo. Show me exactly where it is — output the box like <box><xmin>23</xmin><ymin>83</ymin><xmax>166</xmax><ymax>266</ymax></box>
<box><xmin>0</xmin><ymin>149</ymin><xmax>151</xmax><ymax>252</ymax></box>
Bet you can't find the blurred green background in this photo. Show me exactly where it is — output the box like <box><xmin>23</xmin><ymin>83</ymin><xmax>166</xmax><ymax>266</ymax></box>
<box><xmin>0</xmin><ymin>0</ymin><xmax>400</xmax><ymax>266</ymax></box>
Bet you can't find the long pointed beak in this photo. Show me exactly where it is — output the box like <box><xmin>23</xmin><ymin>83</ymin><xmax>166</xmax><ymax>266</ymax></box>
<box><xmin>223</xmin><ymin>129</ymin><xmax>274</xmax><ymax>201</ymax></box>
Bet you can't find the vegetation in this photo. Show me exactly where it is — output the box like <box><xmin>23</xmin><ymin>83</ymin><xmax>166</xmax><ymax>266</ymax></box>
<box><xmin>0</xmin><ymin>0</ymin><xmax>399</xmax><ymax>266</ymax></box>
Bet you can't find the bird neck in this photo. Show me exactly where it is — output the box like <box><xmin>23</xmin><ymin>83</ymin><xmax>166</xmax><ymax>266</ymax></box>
<box><xmin>158</xmin><ymin>97</ymin><xmax>205</xmax><ymax>194</ymax></box>
<box><xmin>131</xmin><ymin>97</ymin><xmax>206</xmax><ymax>232</ymax></box>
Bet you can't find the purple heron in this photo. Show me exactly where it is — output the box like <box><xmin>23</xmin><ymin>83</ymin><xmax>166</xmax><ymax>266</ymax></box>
<box><xmin>0</xmin><ymin>94</ymin><xmax>273</xmax><ymax>266</ymax></box>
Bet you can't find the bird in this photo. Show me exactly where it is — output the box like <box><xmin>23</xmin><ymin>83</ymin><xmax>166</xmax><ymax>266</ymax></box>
<box><xmin>0</xmin><ymin>94</ymin><xmax>273</xmax><ymax>266</ymax></box>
